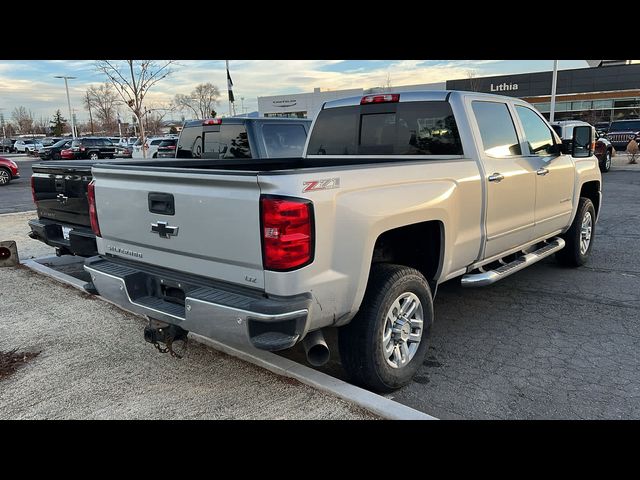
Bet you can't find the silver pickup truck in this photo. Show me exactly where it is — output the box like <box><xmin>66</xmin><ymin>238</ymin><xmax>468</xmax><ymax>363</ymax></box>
<box><xmin>85</xmin><ymin>91</ymin><xmax>601</xmax><ymax>392</ymax></box>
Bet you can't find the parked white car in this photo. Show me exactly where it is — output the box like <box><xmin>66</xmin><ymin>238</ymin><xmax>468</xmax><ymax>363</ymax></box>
<box><xmin>132</xmin><ymin>136</ymin><xmax>177</xmax><ymax>159</ymax></box>
<box><xmin>14</xmin><ymin>139</ymin><xmax>44</xmax><ymax>154</ymax></box>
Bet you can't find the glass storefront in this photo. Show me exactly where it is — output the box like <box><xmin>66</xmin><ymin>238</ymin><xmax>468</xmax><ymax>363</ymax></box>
<box><xmin>533</xmin><ymin>97</ymin><xmax>640</xmax><ymax>124</ymax></box>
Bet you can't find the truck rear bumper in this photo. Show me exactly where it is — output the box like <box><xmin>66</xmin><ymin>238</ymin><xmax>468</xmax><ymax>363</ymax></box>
<box><xmin>28</xmin><ymin>219</ymin><xmax>97</xmax><ymax>257</ymax></box>
<box><xmin>84</xmin><ymin>257</ymin><xmax>311</xmax><ymax>351</ymax></box>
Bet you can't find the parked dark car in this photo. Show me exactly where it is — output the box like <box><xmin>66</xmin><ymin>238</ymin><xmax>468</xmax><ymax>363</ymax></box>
<box><xmin>156</xmin><ymin>138</ymin><xmax>177</xmax><ymax>158</ymax></box>
<box><xmin>605</xmin><ymin>119</ymin><xmax>640</xmax><ymax>150</ymax></box>
<box><xmin>0</xmin><ymin>156</ymin><xmax>20</xmax><ymax>186</ymax></box>
<box><xmin>1</xmin><ymin>138</ymin><xmax>17</xmax><ymax>153</ymax></box>
<box><xmin>38</xmin><ymin>139</ymin><xmax>74</xmax><ymax>160</ymax></box>
<box><xmin>41</xmin><ymin>137</ymin><xmax>65</xmax><ymax>147</ymax></box>
<box><xmin>68</xmin><ymin>137</ymin><xmax>116</xmax><ymax>160</ymax></box>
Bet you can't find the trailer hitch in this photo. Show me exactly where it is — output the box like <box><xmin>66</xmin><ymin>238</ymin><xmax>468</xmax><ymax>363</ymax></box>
<box><xmin>144</xmin><ymin>318</ymin><xmax>189</xmax><ymax>359</ymax></box>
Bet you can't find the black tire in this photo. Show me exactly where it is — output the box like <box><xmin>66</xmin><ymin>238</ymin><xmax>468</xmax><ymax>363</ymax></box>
<box><xmin>599</xmin><ymin>149</ymin><xmax>612</xmax><ymax>173</ymax></box>
<box><xmin>338</xmin><ymin>264</ymin><xmax>433</xmax><ymax>392</ymax></box>
<box><xmin>556</xmin><ymin>197</ymin><xmax>596</xmax><ymax>267</ymax></box>
<box><xmin>0</xmin><ymin>167</ymin><xmax>12</xmax><ymax>186</ymax></box>
<box><xmin>89</xmin><ymin>152</ymin><xmax>100</xmax><ymax>160</ymax></box>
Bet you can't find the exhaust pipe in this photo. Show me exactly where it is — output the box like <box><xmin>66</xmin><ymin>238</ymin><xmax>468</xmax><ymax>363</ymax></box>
<box><xmin>303</xmin><ymin>329</ymin><xmax>330</xmax><ymax>367</ymax></box>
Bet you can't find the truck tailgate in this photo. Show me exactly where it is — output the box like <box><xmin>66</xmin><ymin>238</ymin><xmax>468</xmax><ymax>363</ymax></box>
<box><xmin>32</xmin><ymin>164</ymin><xmax>93</xmax><ymax>227</ymax></box>
<box><xmin>91</xmin><ymin>166</ymin><xmax>265</xmax><ymax>289</ymax></box>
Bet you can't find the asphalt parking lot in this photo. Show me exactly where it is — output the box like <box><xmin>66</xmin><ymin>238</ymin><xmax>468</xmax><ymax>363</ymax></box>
<box><xmin>0</xmin><ymin>155</ymin><xmax>38</xmax><ymax>214</ymax></box>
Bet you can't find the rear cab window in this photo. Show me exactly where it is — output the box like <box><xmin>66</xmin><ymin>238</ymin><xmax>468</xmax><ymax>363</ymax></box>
<box><xmin>262</xmin><ymin>124</ymin><xmax>307</xmax><ymax>157</ymax></box>
<box><xmin>306</xmin><ymin>101</ymin><xmax>463</xmax><ymax>156</ymax></box>
<box><xmin>203</xmin><ymin>124</ymin><xmax>251</xmax><ymax>159</ymax></box>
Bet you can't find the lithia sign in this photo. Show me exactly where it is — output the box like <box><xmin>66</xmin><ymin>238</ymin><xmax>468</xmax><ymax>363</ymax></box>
<box><xmin>490</xmin><ymin>82</ymin><xmax>518</xmax><ymax>92</ymax></box>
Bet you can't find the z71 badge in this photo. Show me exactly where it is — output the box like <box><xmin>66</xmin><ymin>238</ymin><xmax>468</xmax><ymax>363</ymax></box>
<box><xmin>302</xmin><ymin>178</ymin><xmax>340</xmax><ymax>192</ymax></box>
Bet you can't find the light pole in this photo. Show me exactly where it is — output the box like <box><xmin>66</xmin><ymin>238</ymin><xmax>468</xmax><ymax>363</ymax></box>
<box><xmin>549</xmin><ymin>60</ymin><xmax>559</xmax><ymax>122</ymax></box>
<box><xmin>54</xmin><ymin>75</ymin><xmax>77</xmax><ymax>138</ymax></box>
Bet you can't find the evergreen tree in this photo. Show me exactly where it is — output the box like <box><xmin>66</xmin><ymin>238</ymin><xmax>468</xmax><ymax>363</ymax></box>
<box><xmin>50</xmin><ymin>110</ymin><xmax>67</xmax><ymax>136</ymax></box>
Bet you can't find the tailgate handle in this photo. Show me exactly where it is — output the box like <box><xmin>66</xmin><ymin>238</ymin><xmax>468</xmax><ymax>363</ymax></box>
<box><xmin>148</xmin><ymin>192</ymin><xmax>175</xmax><ymax>215</ymax></box>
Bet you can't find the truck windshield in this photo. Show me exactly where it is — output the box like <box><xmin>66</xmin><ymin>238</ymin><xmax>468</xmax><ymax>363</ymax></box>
<box><xmin>609</xmin><ymin>120</ymin><xmax>640</xmax><ymax>131</ymax></box>
<box><xmin>307</xmin><ymin>101</ymin><xmax>463</xmax><ymax>156</ymax></box>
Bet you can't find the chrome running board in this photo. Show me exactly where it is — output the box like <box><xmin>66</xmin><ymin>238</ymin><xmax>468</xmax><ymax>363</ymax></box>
<box><xmin>461</xmin><ymin>237</ymin><xmax>565</xmax><ymax>287</ymax></box>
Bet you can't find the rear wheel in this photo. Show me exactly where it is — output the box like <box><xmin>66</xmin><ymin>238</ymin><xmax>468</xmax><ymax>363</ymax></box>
<box><xmin>338</xmin><ymin>264</ymin><xmax>433</xmax><ymax>392</ymax></box>
<box><xmin>0</xmin><ymin>167</ymin><xmax>12</xmax><ymax>186</ymax></box>
<box><xmin>89</xmin><ymin>152</ymin><xmax>100</xmax><ymax>160</ymax></box>
<box><xmin>556</xmin><ymin>197</ymin><xmax>595</xmax><ymax>267</ymax></box>
<box><xmin>599</xmin><ymin>149</ymin><xmax>611</xmax><ymax>172</ymax></box>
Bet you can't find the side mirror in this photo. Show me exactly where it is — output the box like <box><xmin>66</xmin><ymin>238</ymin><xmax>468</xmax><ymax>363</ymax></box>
<box><xmin>572</xmin><ymin>125</ymin><xmax>593</xmax><ymax>158</ymax></box>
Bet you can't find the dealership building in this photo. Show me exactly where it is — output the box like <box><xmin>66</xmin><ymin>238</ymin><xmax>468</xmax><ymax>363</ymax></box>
<box><xmin>257</xmin><ymin>62</ymin><xmax>639</xmax><ymax>124</ymax></box>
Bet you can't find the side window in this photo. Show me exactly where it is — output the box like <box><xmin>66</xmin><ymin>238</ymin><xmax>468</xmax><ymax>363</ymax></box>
<box><xmin>262</xmin><ymin>124</ymin><xmax>307</xmax><ymax>157</ymax></box>
<box><xmin>203</xmin><ymin>125</ymin><xmax>251</xmax><ymax>159</ymax></box>
<box><xmin>472</xmin><ymin>101</ymin><xmax>522</xmax><ymax>157</ymax></box>
<box><xmin>515</xmin><ymin>106</ymin><xmax>555</xmax><ymax>156</ymax></box>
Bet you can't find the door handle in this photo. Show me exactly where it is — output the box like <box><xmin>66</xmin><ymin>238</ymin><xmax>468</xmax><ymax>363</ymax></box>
<box><xmin>537</xmin><ymin>168</ymin><xmax>549</xmax><ymax>176</ymax></box>
<box><xmin>488</xmin><ymin>173</ymin><xmax>504</xmax><ymax>182</ymax></box>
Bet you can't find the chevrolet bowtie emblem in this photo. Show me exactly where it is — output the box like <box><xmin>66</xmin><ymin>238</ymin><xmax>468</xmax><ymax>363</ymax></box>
<box><xmin>56</xmin><ymin>193</ymin><xmax>68</xmax><ymax>205</ymax></box>
<box><xmin>151</xmin><ymin>221</ymin><xmax>179</xmax><ymax>238</ymax></box>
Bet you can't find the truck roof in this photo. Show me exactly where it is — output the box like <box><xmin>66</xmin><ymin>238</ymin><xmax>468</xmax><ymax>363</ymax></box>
<box><xmin>322</xmin><ymin>90</ymin><xmax>535</xmax><ymax>110</ymax></box>
<box><xmin>182</xmin><ymin>117</ymin><xmax>312</xmax><ymax>128</ymax></box>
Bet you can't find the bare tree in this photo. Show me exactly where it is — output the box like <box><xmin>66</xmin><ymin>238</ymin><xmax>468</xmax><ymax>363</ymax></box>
<box><xmin>384</xmin><ymin>72</ymin><xmax>393</xmax><ymax>91</ymax></box>
<box><xmin>95</xmin><ymin>60</ymin><xmax>174</xmax><ymax>157</ymax></box>
<box><xmin>144</xmin><ymin>103</ymin><xmax>174</xmax><ymax>135</ymax></box>
<box><xmin>467</xmin><ymin>69</ymin><xmax>480</xmax><ymax>92</ymax></box>
<box><xmin>34</xmin><ymin>116</ymin><xmax>49</xmax><ymax>134</ymax></box>
<box><xmin>12</xmin><ymin>106</ymin><xmax>34</xmax><ymax>134</ymax></box>
<box><xmin>83</xmin><ymin>91</ymin><xmax>95</xmax><ymax>135</ymax></box>
<box><xmin>85</xmin><ymin>83</ymin><xmax>121</xmax><ymax>135</ymax></box>
<box><xmin>173</xmin><ymin>83</ymin><xmax>221</xmax><ymax>119</ymax></box>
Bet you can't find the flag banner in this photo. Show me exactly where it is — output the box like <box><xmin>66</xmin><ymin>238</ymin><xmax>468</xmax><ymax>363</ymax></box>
<box><xmin>227</xmin><ymin>63</ymin><xmax>235</xmax><ymax>103</ymax></box>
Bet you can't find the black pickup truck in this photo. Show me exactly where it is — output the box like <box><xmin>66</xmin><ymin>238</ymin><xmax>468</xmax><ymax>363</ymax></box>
<box><xmin>28</xmin><ymin>117</ymin><xmax>312</xmax><ymax>257</ymax></box>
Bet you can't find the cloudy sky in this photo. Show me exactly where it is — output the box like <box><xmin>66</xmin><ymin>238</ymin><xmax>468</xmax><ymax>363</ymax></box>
<box><xmin>0</xmin><ymin>60</ymin><xmax>589</xmax><ymax>123</ymax></box>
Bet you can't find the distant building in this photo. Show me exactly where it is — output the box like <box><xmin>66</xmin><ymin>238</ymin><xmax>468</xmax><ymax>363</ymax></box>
<box><xmin>446</xmin><ymin>62</ymin><xmax>640</xmax><ymax>123</ymax></box>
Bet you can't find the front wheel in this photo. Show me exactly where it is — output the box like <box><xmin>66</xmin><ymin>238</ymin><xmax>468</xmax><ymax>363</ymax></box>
<box><xmin>338</xmin><ymin>264</ymin><xmax>433</xmax><ymax>392</ymax></box>
<box><xmin>0</xmin><ymin>167</ymin><xmax>12</xmax><ymax>186</ymax></box>
<box><xmin>556</xmin><ymin>197</ymin><xmax>596</xmax><ymax>267</ymax></box>
<box><xmin>89</xmin><ymin>152</ymin><xmax>100</xmax><ymax>160</ymax></box>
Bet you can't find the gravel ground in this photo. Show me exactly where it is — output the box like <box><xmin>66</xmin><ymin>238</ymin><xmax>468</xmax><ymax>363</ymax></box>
<box><xmin>0</xmin><ymin>265</ymin><xmax>377</xmax><ymax>420</ymax></box>
<box><xmin>0</xmin><ymin>211</ymin><xmax>55</xmax><ymax>260</ymax></box>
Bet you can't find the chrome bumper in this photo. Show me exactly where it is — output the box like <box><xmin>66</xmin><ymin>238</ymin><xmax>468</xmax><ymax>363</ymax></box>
<box><xmin>84</xmin><ymin>257</ymin><xmax>311</xmax><ymax>351</ymax></box>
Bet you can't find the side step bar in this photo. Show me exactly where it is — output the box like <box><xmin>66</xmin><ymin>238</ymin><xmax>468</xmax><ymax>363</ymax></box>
<box><xmin>461</xmin><ymin>237</ymin><xmax>565</xmax><ymax>287</ymax></box>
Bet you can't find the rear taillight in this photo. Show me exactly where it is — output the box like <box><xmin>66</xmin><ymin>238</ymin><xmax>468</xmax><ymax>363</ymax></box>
<box><xmin>87</xmin><ymin>180</ymin><xmax>101</xmax><ymax>237</ymax></box>
<box><xmin>30</xmin><ymin>176</ymin><xmax>37</xmax><ymax>204</ymax></box>
<box><xmin>203</xmin><ymin>118</ymin><xmax>222</xmax><ymax>125</ymax></box>
<box><xmin>167</xmin><ymin>145</ymin><xmax>176</xmax><ymax>149</ymax></box>
<box><xmin>261</xmin><ymin>196</ymin><xmax>314</xmax><ymax>271</ymax></box>
<box><xmin>360</xmin><ymin>94</ymin><xmax>400</xmax><ymax>104</ymax></box>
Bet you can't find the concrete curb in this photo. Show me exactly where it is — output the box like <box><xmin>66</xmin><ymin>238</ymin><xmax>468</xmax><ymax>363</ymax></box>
<box><xmin>20</xmin><ymin>256</ymin><xmax>437</xmax><ymax>420</ymax></box>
